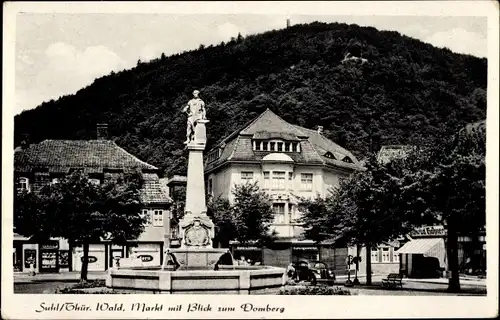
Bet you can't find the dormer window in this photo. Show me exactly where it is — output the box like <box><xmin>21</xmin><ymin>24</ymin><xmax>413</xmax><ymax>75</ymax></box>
<box><xmin>252</xmin><ymin>140</ymin><xmax>300</xmax><ymax>153</ymax></box>
<box><xmin>277</xmin><ymin>142</ymin><xmax>283</xmax><ymax>152</ymax></box>
<box><xmin>207</xmin><ymin>148</ymin><xmax>223</xmax><ymax>163</ymax></box>
<box><xmin>342</xmin><ymin>156</ymin><xmax>354</xmax><ymax>164</ymax></box>
<box><xmin>324</xmin><ymin>152</ymin><xmax>336</xmax><ymax>159</ymax></box>
<box><xmin>17</xmin><ymin>177</ymin><xmax>30</xmax><ymax>192</ymax></box>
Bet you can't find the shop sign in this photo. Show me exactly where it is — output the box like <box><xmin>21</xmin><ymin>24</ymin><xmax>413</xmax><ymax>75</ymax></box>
<box><xmin>292</xmin><ymin>246</ymin><xmax>318</xmax><ymax>251</ymax></box>
<box><xmin>41</xmin><ymin>243</ymin><xmax>59</xmax><ymax>250</ymax></box>
<box><xmin>410</xmin><ymin>226</ymin><xmax>447</xmax><ymax>237</ymax></box>
<box><xmin>138</xmin><ymin>255</ymin><xmax>153</xmax><ymax>262</ymax></box>
<box><xmin>235</xmin><ymin>246</ymin><xmax>260</xmax><ymax>251</ymax></box>
<box><xmin>81</xmin><ymin>256</ymin><xmax>98</xmax><ymax>263</ymax></box>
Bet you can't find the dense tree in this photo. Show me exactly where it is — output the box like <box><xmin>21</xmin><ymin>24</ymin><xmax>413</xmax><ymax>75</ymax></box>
<box><xmin>208</xmin><ymin>183</ymin><xmax>276</xmax><ymax>247</ymax></box>
<box><xmin>14</xmin><ymin>171</ymin><xmax>146</xmax><ymax>281</ymax></box>
<box><xmin>14</xmin><ymin>22</ymin><xmax>486</xmax><ymax>177</ymax></box>
<box><xmin>299</xmin><ymin>120</ymin><xmax>486</xmax><ymax>291</ymax></box>
<box><xmin>401</xmin><ymin>120</ymin><xmax>486</xmax><ymax>292</ymax></box>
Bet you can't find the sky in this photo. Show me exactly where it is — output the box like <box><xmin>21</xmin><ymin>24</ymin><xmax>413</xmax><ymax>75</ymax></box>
<box><xmin>14</xmin><ymin>13</ymin><xmax>488</xmax><ymax>115</ymax></box>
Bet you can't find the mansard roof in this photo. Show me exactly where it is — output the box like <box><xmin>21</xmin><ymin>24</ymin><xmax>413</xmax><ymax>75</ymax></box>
<box><xmin>205</xmin><ymin>109</ymin><xmax>363</xmax><ymax>173</ymax></box>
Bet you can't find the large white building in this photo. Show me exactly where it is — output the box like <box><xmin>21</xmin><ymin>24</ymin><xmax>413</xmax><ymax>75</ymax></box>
<box><xmin>204</xmin><ymin>109</ymin><xmax>364</xmax><ymax>268</ymax></box>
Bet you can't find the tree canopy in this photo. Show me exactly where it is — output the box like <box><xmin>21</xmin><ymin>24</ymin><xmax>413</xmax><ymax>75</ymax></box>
<box><xmin>208</xmin><ymin>183</ymin><xmax>275</xmax><ymax>247</ymax></box>
<box><xmin>14</xmin><ymin>22</ymin><xmax>486</xmax><ymax>176</ymax></box>
<box><xmin>298</xmin><ymin>120</ymin><xmax>486</xmax><ymax>290</ymax></box>
<box><xmin>14</xmin><ymin>170</ymin><xmax>147</xmax><ymax>280</ymax></box>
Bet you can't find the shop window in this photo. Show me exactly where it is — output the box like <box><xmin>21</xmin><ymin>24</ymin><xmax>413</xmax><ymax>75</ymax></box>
<box><xmin>272</xmin><ymin>171</ymin><xmax>286</xmax><ymax>190</ymax></box>
<box><xmin>153</xmin><ymin>210</ymin><xmax>163</xmax><ymax>227</ymax></box>
<box><xmin>382</xmin><ymin>247</ymin><xmax>390</xmax><ymax>262</ymax></box>
<box><xmin>371</xmin><ymin>248</ymin><xmax>380</xmax><ymax>263</ymax></box>
<box><xmin>263</xmin><ymin>171</ymin><xmax>270</xmax><ymax>189</ymax></box>
<box><xmin>59</xmin><ymin>250</ymin><xmax>69</xmax><ymax>268</ymax></box>
<box><xmin>241</xmin><ymin>171</ymin><xmax>254</xmax><ymax>183</ymax></box>
<box><xmin>301</xmin><ymin>173</ymin><xmax>313</xmax><ymax>191</ymax></box>
<box><xmin>273</xmin><ymin>203</ymin><xmax>285</xmax><ymax>223</ymax></box>
<box><xmin>17</xmin><ymin>177</ymin><xmax>30</xmax><ymax>192</ymax></box>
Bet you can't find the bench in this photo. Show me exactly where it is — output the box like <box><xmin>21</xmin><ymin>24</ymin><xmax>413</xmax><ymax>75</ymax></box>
<box><xmin>381</xmin><ymin>273</ymin><xmax>403</xmax><ymax>289</ymax></box>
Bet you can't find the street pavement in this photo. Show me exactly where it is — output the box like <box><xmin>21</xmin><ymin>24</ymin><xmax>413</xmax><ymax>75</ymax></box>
<box><xmin>14</xmin><ymin>271</ymin><xmax>486</xmax><ymax>295</ymax></box>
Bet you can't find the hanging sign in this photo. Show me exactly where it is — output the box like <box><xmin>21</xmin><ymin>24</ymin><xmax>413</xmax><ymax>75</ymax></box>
<box><xmin>410</xmin><ymin>226</ymin><xmax>447</xmax><ymax>237</ymax></box>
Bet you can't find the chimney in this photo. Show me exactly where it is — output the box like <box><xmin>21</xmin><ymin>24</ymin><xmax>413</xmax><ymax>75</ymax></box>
<box><xmin>286</xmin><ymin>19</ymin><xmax>291</xmax><ymax>28</ymax></box>
<box><xmin>97</xmin><ymin>123</ymin><xmax>108</xmax><ymax>140</ymax></box>
<box><xmin>20</xmin><ymin>133</ymin><xmax>30</xmax><ymax>149</ymax></box>
<box><xmin>317</xmin><ymin>126</ymin><xmax>323</xmax><ymax>135</ymax></box>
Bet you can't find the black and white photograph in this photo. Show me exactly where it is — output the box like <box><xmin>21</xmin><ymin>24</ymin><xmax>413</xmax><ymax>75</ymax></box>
<box><xmin>2</xmin><ymin>1</ymin><xmax>498</xmax><ymax>319</ymax></box>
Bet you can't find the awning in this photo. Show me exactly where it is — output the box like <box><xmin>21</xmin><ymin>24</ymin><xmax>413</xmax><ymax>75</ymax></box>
<box><xmin>396</xmin><ymin>238</ymin><xmax>447</xmax><ymax>268</ymax></box>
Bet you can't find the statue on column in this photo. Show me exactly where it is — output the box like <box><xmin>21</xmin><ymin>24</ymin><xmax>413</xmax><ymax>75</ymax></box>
<box><xmin>183</xmin><ymin>90</ymin><xmax>206</xmax><ymax>144</ymax></box>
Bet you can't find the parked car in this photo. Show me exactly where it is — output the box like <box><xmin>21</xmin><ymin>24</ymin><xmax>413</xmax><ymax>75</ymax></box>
<box><xmin>288</xmin><ymin>260</ymin><xmax>336</xmax><ymax>285</ymax></box>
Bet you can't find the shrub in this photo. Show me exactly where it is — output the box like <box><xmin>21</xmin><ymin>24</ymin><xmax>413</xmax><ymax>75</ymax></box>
<box><xmin>72</xmin><ymin>279</ymin><xmax>106</xmax><ymax>289</ymax></box>
<box><xmin>55</xmin><ymin>287</ymin><xmax>123</xmax><ymax>294</ymax></box>
<box><xmin>279</xmin><ymin>285</ymin><xmax>353</xmax><ymax>295</ymax></box>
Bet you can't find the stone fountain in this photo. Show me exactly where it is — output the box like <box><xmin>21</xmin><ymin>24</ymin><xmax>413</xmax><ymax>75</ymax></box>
<box><xmin>106</xmin><ymin>90</ymin><xmax>286</xmax><ymax>294</ymax></box>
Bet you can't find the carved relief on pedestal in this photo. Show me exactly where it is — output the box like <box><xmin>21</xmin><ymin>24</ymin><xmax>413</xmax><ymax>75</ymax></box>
<box><xmin>179</xmin><ymin>213</ymin><xmax>214</xmax><ymax>248</ymax></box>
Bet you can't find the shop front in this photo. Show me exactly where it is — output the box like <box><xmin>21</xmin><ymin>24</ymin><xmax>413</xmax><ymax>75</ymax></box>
<box><xmin>397</xmin><ymin>226</ymin><xmax>447</xmax><ymax>278</ymax></box>
<box><xmin>72</xmin><ymin>244</ymin><xmax>107</xmax><ymax>272</ymax></box>
<box><xmin>127</xmin><ymin>242</ymin><xmax>162</xmax><ymax>267</ymax></box>
<box><xmin>292</xmin><ymin>244</ymin><xmax>319</xmax><ymax>262</ymax></box>
<box><xmin>39</xmin><ymin>242</ymin><xmax>60</xmax><ymax>273</ymax></box>
<box><xmin>231</xmin><ymin>244</ymin><xmax>263</xmax><ymax>265</ymax></box>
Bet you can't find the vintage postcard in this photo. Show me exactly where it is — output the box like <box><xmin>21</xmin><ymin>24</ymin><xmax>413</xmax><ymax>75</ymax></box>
<box><xmin>2</xmin><ymin>1</ymin><xmax>499</xmax><ymax>319</ymax></box>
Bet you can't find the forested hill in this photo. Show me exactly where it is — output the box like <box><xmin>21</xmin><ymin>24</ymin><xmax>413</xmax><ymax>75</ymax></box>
<box><xmin>14</xmin><ymin>22</ymin><xmax>487</xmax><ymax>175</ymax></box>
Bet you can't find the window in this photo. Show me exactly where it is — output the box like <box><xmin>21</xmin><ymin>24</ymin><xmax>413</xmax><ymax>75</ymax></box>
<box><xmin>208</xmin><ymin>178</ymin><xmax>213</xmax><ymax>195</ymax></box>
<box><xmin>288</xmin><ymin>204</ymin><xmax>296</xmax><ymax>223</ymax></box>
<box><xmin>140</xmin><ymin>209</ymin><xmax>151</xmax><ymax>225</ymax></box>
<box><xmin>263</xmin><ymin>172</ymin><xmax>270</xmax><ymax>189</ymax></box>
<box><xmin>284</xmin><ymin>142</ymin><xmax>290</xmax><ymax>152</ymax></box>
<box><xmin>300</xmin><ymin>173</ymin><xmax>313</xmax><ymax>191</ymax></box>
<box><xmin>277</xmin><ymin>142</ymin><xmax>283</xmax><ymax>152</ymax></box>
<box><xmin>153</xmin><ymin>210</ymin><xmax>163</xmax><ymax>227</ymax></box>
<box><xmin>269</xmin><ymin>142</ymin><xmax>276</xmax><ymax>151</ymax></box>
<box><xmin>371</xmin><ymin>248</ymin><xmax>380</xmax><ymax>263</ymax></box>
<box><xmin>382</xmin><ymin>248</ymin><xmax>390</xmax><ymax>262</ymax></box>
<box><xmin>255</xmin><ymin>142</ymin><xmax>261</xmax><ymax>151</ymax></box>
<box><xmin>273</xmin><ymin>203</ymin><xmax>285</xmax><ymax>224</ymax></box>
<box><xmin>393</xmin><ymin>250</ymin><xmax>400</xmax><ymax>263</ymax></box>
<box><xmin>241</xmin><ymin>172</ymin><xmax>253</xmax><ymax>183</ymax></box>
<box><xmin>291</xmin><ymin>143</ymin><xmax>297</xmax><ymax>152</ymax></box>
<box><xmin>18</xmin><ymin>177</ymin><xmax>30</xmax><ymax>192</ymax></box>
<box><xmin>272</xmin><ymin>171</ymin><xmax>286</xmax><ymax>190</ymax></box>
<box><xmin>262</xmin><ymin>142</ymin><xmax>268</xmax><ymax>151</ymax></box>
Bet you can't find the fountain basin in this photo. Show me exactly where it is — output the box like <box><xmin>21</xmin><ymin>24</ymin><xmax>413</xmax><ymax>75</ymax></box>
<box><xmin>106</xmin><ymin>265</ymin><xmax>286</xmax><ymax>294</ymax></box>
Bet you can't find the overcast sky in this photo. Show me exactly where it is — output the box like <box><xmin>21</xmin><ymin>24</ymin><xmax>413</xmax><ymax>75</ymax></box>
<box><xmin>15</xmin><ymin>13</ymin><xmax>487</xmax><ymax>115</ymax></box>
